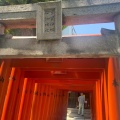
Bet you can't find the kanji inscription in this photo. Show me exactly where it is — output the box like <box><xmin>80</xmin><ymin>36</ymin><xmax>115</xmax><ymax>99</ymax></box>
<box><xmin>36</xmin><ymin>1</ymin><xmax>62</xmax><ymax>40</ymax></box>
<box><xmin>44</xmin><ymin>8</ymin><xmax>55</xmax><ymax>33</ymax></box>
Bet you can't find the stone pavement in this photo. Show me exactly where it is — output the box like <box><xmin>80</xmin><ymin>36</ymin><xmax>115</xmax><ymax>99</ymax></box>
<box><xmin>67</xmin><ymin>108</ymin><xmax>91</xmax><ymax>120</ymax></box>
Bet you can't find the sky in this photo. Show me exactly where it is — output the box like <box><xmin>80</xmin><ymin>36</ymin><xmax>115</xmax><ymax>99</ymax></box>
<box><xmin>62</xmin><ymin>22</ymin><xmax>115</xmax><ymax>35</ymax></box>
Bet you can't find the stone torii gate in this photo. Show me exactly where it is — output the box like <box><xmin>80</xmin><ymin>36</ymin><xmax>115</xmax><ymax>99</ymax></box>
<box><xmin>0</xmin><ymin>0</ymin><xmax>120</xmax><ymax>58</ymax></box>
<box><xmin>0</xmin><ymin>1</ymin><xmax>120</xmax><ymax>120</ymax></box>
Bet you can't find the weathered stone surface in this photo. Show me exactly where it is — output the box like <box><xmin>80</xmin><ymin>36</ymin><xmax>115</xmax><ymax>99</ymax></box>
<box><xmin>0</xmin><ymin>1</ymin><xmax>119</xmax><ymax>58</ymax></box>
<box><xmin>0</xmin><ymin>35</ymin><xmax>119</xmax><ymax>58</ymax></box>
<box><xmin>36</xmin><ymin>1</ymin><xmax>62</xmax><ymax>40</ymax></box>
<box><xmin>114</xmin><ymin>14</ymin><xmax>120</xmax><ymax>53</ymax></box>
<box><xmin>0</xmin><ymin>1</ymin><xmax>120</xmax><ymax>28</ymax></box>
<box><xmin>62</xmin><ymin>0</ymin><xmax>120</xmax><ymax>8</ymax></box>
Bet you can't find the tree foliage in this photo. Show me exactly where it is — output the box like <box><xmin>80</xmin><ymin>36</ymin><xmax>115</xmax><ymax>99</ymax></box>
<box><xmin>0</xmin><ymin>0</ymin><xmax>55</xmax><ymax>5</ymax></box>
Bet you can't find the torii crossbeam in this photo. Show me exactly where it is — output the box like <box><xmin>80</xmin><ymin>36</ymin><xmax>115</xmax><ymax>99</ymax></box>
<box><xmin>0</xmin><ymin>0</ymin><xmax>120</xmax><ymax>58</ymax></box>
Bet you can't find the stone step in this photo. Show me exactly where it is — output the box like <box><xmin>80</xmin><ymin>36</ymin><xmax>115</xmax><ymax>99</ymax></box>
<box><xmin>67</xmin><ymin>108</ymin><xmax>92</xmax><ymax>120</ymax></box>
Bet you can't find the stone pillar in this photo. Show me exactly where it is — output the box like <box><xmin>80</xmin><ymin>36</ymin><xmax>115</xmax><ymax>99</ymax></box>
<box><xmin>0</xmin><ymin>23</ymin><xmax>5</xmax><ymax>35</ymax></box>
<box><xmin>114</xmin><ymin>14</ymin><xmax>120</xmax><ymax>53</ymax></box>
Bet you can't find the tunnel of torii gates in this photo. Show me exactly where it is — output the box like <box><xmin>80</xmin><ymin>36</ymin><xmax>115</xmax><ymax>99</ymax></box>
<box><xmin>0</xmin><ymin>58</ymin><xmax>120</xmax><ymax>120</ymax></box>
<box><xmin>0</xmin><ymin>1</ymin><xmax>120</xmax><ymax>120</ymax></box>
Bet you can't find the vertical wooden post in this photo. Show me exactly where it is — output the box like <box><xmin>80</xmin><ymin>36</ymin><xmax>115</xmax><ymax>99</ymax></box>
<box><xmin>47</xmin><ymin>87</ymin><xmax>54</xmax><ymax>120</ymax></box>
<box><xmin>37</xmin><ymin>84</ymin><xmax>44</xmax><ymax>120</ymax></box>
<box><xmin>54</xmin><ymin>89</ymin><xmax>58</xmax><ymax>120</ymax></box>
<box><xmin>12</xmin><ymin>71</ymin><xmax>25</xmax><ymax>120</ymax></box>
<box><xmin>30</xmin><ymin>83</ymin><xmax>38</xmax><ymax>120</ymax></box>
<box><xmin>107</xmin><ymin>58</ymin><xmax>119</xmax><ymax>120</ymax></box>
<box><xmin>96</xmin><ymin>82</ymin><xmax>99</xmax><ymax>120</ymax></box>
<box><xmin>58</xmin><ymin>90</ymin><xmax>62</xmax><ymax>120</ymax></box>
<box><xmin>5</xmin><ymin>68</ymin><xmax>21</xmax><ymax>120</ymax></box>
<box><xmin>25</xmin><ymin>80</ymin><xmax>35</xmax><ymax>120</ymax></box>
<box><xmin>18</xmin><ymin>78</ymin><xmax>28</xmax><ymax>120</ymax></box>
<box><xmin>51</xmin><ymin>89</ymin><xmax>57</xmax><ymax>120</ymax></box>
<box><xmin>0</xmin><ymin>60</ymin><xmax>4</xmax><ymax>97</ymax></box>
<box><xmin>44</xmin><ymin>85</ymin><xmax>50</xmax><ymax>120</ymax></box>
<box><xmin>113</xmin><ymin>57</ymin><xmax>120</xmax><ymax>117</ymax></box>
<box><xmin>40</xmin><ymin>85</ymin><xmax>48</xmax><ymax>120</ymax></box>
<box><xmin>63</xmin><ymin>91</ymin><xmax>69</xmax><ymax>120</ymax></box>
<box><xmin>34</xmin><ymin>83</ymin><xmax>40</xmax><ymax>120</ymax></box>
<box><xmin>0</xmin><ymin>60</ymin><xmax>11</xmax><ymax>119</ymax></box>
<box><xmin>57</xmin><ymin>89</ymin><xmax>62</xmax><ymax>120</ymax></box>
<box><xmin>92</xmin><ymin>85</ymin><xmax>96</xmax><ymax>120</ymax></box>
<box><xmin>101</xmin><ymin>70</ymin><xmax>109</xmax><ymax>120</ymax></box>
<box><xmin>53</xmin><ymin>89</ymin><xmax>59</xmax><ymax>120</ymax></box>
<box><xmin>21</xmin><ymin>78</ymin><xmax>33</xmax><ymax>120</ymax></box>
<box><xmin>1</xmin><ymin>67</ymin><xmax>16</xmax><ymax>120</ymax></box>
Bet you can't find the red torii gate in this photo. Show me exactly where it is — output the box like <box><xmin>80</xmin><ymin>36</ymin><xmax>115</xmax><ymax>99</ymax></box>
<box><xmin>0</xmin><ymin>1</ymin><xmax>120</xmax><ymax>120</ymax></box>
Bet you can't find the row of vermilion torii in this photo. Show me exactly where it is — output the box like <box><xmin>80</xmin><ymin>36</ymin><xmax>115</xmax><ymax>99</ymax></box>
<box><xmin>0</xmin><ymin>59</ymin><xmax>68</xmax><ymax>120</ymax></box>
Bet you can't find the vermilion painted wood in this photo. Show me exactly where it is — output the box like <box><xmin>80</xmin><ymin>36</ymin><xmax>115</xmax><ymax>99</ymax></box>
<box><xmin>0</xmin><ymin>60</ymin><xmax>4</xmax><ymax>97</ymax></box>
<box><xmin>53</xmin><ymin>89</ymin><xmax>59</xmax><ymax>120</ymax></box>
<box><xmin>21</xmin><ymin>78</ymin><xmax>32</xmax><ymax>120</ymax></box>
<box><xmin>44</xmin><ymin>86</ymin><xmax>51</xmax><ymax>120</ymax></box>
<box><xmin>37</xmin><ymin>84</ymin><xmax>44</xmax><ymax>120</ymax></box>
<box><xmin>98</xmin><ymin>80</ymin><xmax>102</xmax><ymax>120</ymax></box>
<box><xmin>56</xmin><ymin>90</ymin><xmax>59</xmax><ymax>120</ymax></box>
<box><xmin>22</xmin><ymin>68</ymin><xmax>103</xmax><ymax>73</ymax></box>
<box><xmin>113</xmin><ymin>58</ymin><xmax>120</xmax><ymax>119</ymax></box>
<box><xmin>11</xmin><ymin>58</ymin><xmax>106</xmax><ymax>69</ymax></box>
<box><xmin>45</xmin><ymin>86</ymin><xmax>52</xmax><ymax>120</ymax></box>
<box><xmin>0</xmin><ymin>59</ymin><xmax>3</xmax><ymax>65</ymax></box>
<box><xmin>59</xmin><ymin>91</ymin><xmax>63</xmax><ymax>120</ymax></box>
<box><xmin>34</xmin><ymin>84</ymin><xmax>41</xmax><ymax>120</ymax></box>
<box><xmin>58</xmin><ymin>90</ymin><xmax>62</xmax><ymax>120</ymax></box>
<box><xmin>55</xmin><ymin>90</ymin><xmax>61</xmax><ymax>120</ymax></box>
<box><xmin>100</xmin><ymin>72</ymin><xmax>106</xmax><ymax>120</ymax></box>
<box><xmin>107</xmin><ymin>58</ymin><xmax>119</xmax><ymax>120</ymax></box>
<box><xmin>47</xmin><ymin>88</ymin><xmax>54</xmax><ymax>120</ymax></box>
<box><xmin>0</xmin><ymin>60</ymin><xmax>12</xmax><ymax>119</ymax></box>
<box><xmin>94</xmin><ymin>85</ymin><xmax>97</xmax><ymax>120</ymax></box>
<box><xmin>61</xmin><ymin>91</ymin><xmax>65</xmax><ymax>119</ymax></box>
<box><xmin>24</xmin><ymin>71</ymin><xmax>101</xmax><ymax>80</ymax></box>
<box><xmin>62</xmin><ymin>91</ymin><xmax>67</xmax><ymax>120</ymax></box>
<box><xmin>44</xmin><ymin>85</ymin><xmax>50</xmax><ymax>120</ymax></box>
<box><xmin>6</xmin><ymin>68</ymin><xmax>21</xmax><ymax>120</ymax></box>
<box><xmin>90</xmin><ymin>92</ymin><xmax>94</xmax><ymax>119</ymax></box>
<box><xmin>38</xmin><ymin>85</ymin><xmax>46</xmax><ymax>120</ymax></box>
<box><xmin>52</xmin><ymin>89</ymin><xmax>57</xmax><ymax>120</ymax></box>
<box><xmin>1</xmin><ymin>58</ymin><xmax>119</xmax><ymax>120</ymax></box>
<box><xmin>35</xmin><ymin>80</ymin><xmax>96</xmax><ymax>84</ymax></box>
<box><xmin>51</xmin><ymin>86</ymin><xmax>94</xmax><ymax>91</ymax></box>
<box><xmin>12</xmin><ymin>71</ymin><xmax>25</xmax><ymax>120</ymax></box>
<box><xmin>50</xmin><ymin>89</ymin><xmax>57</xmax><ymax>120</ymax></box>
<box><xmin>18</xmin><ymin>78</ymin><xmax>28</xmax><ymax>120</ymax></box>
<box><xmin>37</xmin><ymin>83</ymin><xmax>43</xmax><ymax>120</ymax></box>
<box><xmin>95</xmin><ymin>81</ymin><xmax>99</xmax><ymax>120</ymax></box>
<box><xmin>41</xmin><ymin>85</ymin><xmax>49</xmax><ymax>120</ymax></box>
<box><xmin>30</xmin><ymin>83</ymin><xmax>38</xmax><ymax>120</ymax></box>
<box><xmin>25</xmin><ymin>80</ymin><xmax>35</xmax><ymax>120</ymax></box>
<box><xmin>1</xmin><ymin>67</ymin><xmax>16</xmax><ymax>120</ymax></box>
<box><xmin>64</xmin><ymin>91</ymin><xmax>69</xmax><ymax>119</ymax></box>
<box><xmin>93</xmin><ymin>83</ymin><xmax>97</xmax><ymax>120</ymax></box>
<box><xmin>34</xmin><ymin>83</ymin><xmax>40</xmax><ymax>120</ymax></box>
<box><xmin>54</xmin><ymin>90</ymin><xmax>59</xmax><ymax>120</ymax></box>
